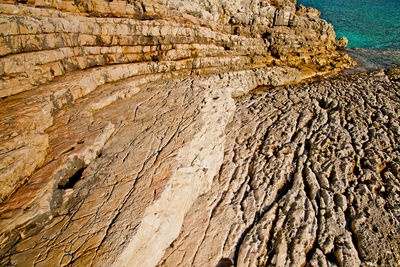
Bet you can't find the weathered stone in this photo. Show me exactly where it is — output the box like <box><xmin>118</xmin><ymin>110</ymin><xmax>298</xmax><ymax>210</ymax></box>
<box><xmin>158</xmin><ymin>68</ymin><xmax>400</xmax><ymax>267</ymax></box>
<box><xmin>336</xmin><ymin>37</ymin><xmax>349</xmax><ymax>49</ymax></box>
<box><xmin>1</xmin><ymin>1</ymin><xmax>398</xmax><ymax>267</ymax></box>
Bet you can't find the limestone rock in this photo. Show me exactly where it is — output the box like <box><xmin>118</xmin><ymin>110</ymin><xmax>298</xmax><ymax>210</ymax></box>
<box><xmin>336</xmin><ymin>37</ymin><xmax>349</xmax><ymax>49</ymax></box>
<box><xmin>159</xmin><ymin>68</ymin><xmax>400</xmax><ymax>267</ymax></box>
<box><xmin>1</xmin><ymin>1</ymin><xmax>397</xmax><ymax>267</ymax></box>
<box><xmin>0</xmin><ymin>0</ymin><xmax>352</xmax><ymax>202</ymax></box>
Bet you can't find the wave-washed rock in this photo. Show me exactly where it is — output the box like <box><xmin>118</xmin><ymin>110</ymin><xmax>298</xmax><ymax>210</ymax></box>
<box><xmin>0</xmin><ymin>0</ymin><xmax>398</xmax><ymax>266</ymax></box>
<box><xmin>343</xmin><ymin>48</ymin><xmax>400</xmax><ymax>74</ymax></box>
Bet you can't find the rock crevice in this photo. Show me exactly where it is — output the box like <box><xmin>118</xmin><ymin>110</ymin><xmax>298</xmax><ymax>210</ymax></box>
<box><xmin>1</xmin><ymin>1</ymin><xmax>398</xmax><ymax>267</ymax></box>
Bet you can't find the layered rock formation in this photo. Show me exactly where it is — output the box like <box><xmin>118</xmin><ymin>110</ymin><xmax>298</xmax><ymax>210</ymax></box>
<box><xmin>159</xmin><ymin>68</ymin><xmax>400</xmax><ymax>267</ymax></box>
<box><xmin>2</xmin><ymin>0</ymin><xmax>398</xmax><ymax>267</ymax></box>
<box><xmin>0</xmin><ymin>0</ymin><xmax>351</xmax><ymax>201</ymax></box>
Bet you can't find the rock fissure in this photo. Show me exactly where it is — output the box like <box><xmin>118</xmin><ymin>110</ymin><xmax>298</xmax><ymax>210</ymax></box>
<box><xmin>1</xmin><ymin>1</ymin><xmax>399</xmax><ymax>266</ymax></box>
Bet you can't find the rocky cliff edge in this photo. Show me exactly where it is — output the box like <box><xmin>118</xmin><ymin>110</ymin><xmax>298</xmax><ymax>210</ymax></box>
<box><xmin>4</xmin><ymin>0</ymin><xmax>394</xmax><ymax>266</ymax></box>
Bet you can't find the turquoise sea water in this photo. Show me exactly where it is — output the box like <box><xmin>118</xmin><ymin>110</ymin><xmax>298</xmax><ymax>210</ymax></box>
<box><xmin>297</xmin><ymin>0</ymin><xmax>400</xmax><ymax>70</ymax></box>
<box><xmin>297</xmin><ymin>0</ymin><xmax>400</xmax><ymax>49</ymax></box>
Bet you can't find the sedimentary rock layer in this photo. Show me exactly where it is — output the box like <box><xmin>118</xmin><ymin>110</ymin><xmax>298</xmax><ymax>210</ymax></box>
<box><xmin>4</xmin><ymin>1</ymin><xmax>397</xmax><ymax>267</ymax></box>
<box><xmin>0</xmin><ymin>0</ymin><xmax>352</xmax><ymax>204</ymax></box>
<box><xmin>0</xmin><ymin>65</ymin><xmax>302</xmax><ymax>266</ymax></box>
<box><xmin>160</xmin><ymin>68</ymin><xmax>400</xmax><ymax>267</ymax></box>
<box><xmin>1</xmin><ymin>62</ymin><xmax>400</xmax><ymax>266</ymax></box>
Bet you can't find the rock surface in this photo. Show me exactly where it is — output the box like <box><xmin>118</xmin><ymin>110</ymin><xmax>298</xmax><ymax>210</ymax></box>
<box><xmin>1</xmin><ymin>1</ymin><xmax>398</xmax><ymax>267</ymax></box>
<box><xmin>0</xmin><ymin>0</ymin><xmax>352</xmax><ymax>203</ymax></box>
<box><xmin>159</xmin><ymin>69</ymin><xmax>400</xmax><ymax>267</ymax></box>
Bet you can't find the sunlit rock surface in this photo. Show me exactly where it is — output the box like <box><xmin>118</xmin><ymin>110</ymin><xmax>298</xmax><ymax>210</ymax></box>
<box><xmin>1</xmin><ymin>1</ymin><xmax>398</xmax><ymax>267</ymax></box>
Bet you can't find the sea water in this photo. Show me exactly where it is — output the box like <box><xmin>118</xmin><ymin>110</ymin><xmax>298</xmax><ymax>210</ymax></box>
<box><xmin>297</xmin><ymin>0</ymin><xmax>400</xmax><ymax>71</ymax></box>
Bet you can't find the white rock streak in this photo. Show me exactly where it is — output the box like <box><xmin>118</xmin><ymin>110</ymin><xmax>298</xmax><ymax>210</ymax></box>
<box><xmin>114</xmin><ymin>68</ymin><xmax>300</xmax><ymax>267</ymax></box>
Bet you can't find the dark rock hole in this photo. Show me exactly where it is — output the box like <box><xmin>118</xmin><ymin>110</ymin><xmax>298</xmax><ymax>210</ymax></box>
<box><xmin>380</xmin><ymin>190</ymin><xmax>389</xmax><ymax>198</ymax></box>
<box><xmin>325</xmin><ymin>251</ymin><xmax>339</xmax><ymax>266</ymax></box>
<box><xmin>58</xmin><ymin>168</ymin><xmax>85</xmax><ymax>189</ymax></box>
<box><xmin>223</xmin><ymin>44</ymin><xmax>231</xmax><ymax>51</ymax></box>
<box><xmin>360</xmin><ymin>158</ymin><xmax>369</xmax><ymax>169</ymax></box>
<box><xmin>233</xmin><ymin>26</ymin><xmax>240</xmax><ymax>35</ymax></box>
<box><xmin>216</xmin><ymin>258</ymin><xmax>233</xmax><ymax>267</ymax></box>
<box><xmin>305</xmin><ymin>243</ymin><xmax>318</xmax><ymax>263</ymax></box>
<box><xmin>383</xmin><ymin>202</ymin><xmax>391</xmax><ymax>211</ymax></box>
<box><xmin>304</xmin><ymin>139</ymin><xmax>311</xmax><ymax>152</ymax></box>
<box><xmin>150</xmin><ymin>54</ymin><xmax>159</xmax><ymax>62</ymax></box>
<box><xmin>371</xmin><ymin>113</ymin><xmax>377</xmax><ymax>122</ymax></box>
<box><xmin>318</xmin><ymin>99</ymin><xmax>329</xmax><ymax>109</ymax></box>
<box><xmin>353</xmin><ymin>165</ymin><xmax>361</xmax><ymax>176</ymax></box>
<box><xmin>262</xmin><ymin>31</ymin><xmax>271</xmax><ymax>39</ymax></box>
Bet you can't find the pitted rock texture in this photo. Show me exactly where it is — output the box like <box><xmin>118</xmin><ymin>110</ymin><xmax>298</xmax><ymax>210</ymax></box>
<box><xmin>1</xmin><ymin>65</ymin><xmax>400</xmax><ymax>266</ymax></box>
<box><xmin>0</xmin><ymin>0</ymin><xmax>352</xmax><ymax>210</ymax></box>
<box><xmin>0</xmin><ymin>67</ymin><xmax>301</xmax><ymax>266</ymax></box>
<box><xmin>2</xmin><ymin>0</ymin><xmax>391</xmax><ymax>266</ymax></box>
<box><xmin>160</xmin><ymin>68</ymin><xmax>400</xmax><ymax>267</ymax></box>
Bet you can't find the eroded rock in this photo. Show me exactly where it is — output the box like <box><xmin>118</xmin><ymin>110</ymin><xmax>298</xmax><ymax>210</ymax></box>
<box><xmin>1</xmin><ymin>1</ymin><xmax>398</xmax><ymax>267</ymax></box>
<box><xmin>160</xmin><ymin>68</ymin><xmax>400</xmax><ymax>267</ymax></box>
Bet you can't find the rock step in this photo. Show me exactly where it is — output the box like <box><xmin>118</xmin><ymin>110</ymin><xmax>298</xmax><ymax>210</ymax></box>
<box><xmin>0</xmin><ymin>67</ymin><xmax>302</xmax><ymax>266</ymax></box>
<box><xmin>0</xmin><ymin>1</ymin><xmax>358</xmax><ymax>266</ymax></box>
<box><xmin>0</xmin><ymin>4</ymin><xmax>270</xmax><ymax>98</ymax></box>
<box><xmin>2</xmin><ymin>58</ymin><xmax>287</xmax><ymax>202</ymax></box>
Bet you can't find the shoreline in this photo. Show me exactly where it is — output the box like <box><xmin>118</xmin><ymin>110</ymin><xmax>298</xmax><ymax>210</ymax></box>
<box><xmin>340</xmin><ymin>47</ymin><xmax>400</xmax><ymax>75</ymax></box>
<box><xmin>0</xmin><ymin>1</ymin><xmax>399</xmax><ymax>266</ymax></box>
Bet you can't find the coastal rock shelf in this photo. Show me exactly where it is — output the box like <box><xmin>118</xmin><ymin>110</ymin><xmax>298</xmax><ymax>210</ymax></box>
<box><xmin>0</xmin><ymin>67</ymin><xmax>303</xmax><ymax>266</ymax></box>
<box><xmin>160</xmin><ymin>69</ymin><xmax>400</xmax><ymax>267</ymax></box>
<box><xmin>0</xmin><ymin>0</ymin><xmax>397</xmax><ymax>267</ymax></box>
<box><xmin>0</xmin><ymin>0</ymin><xmax>352</xmax><ymax>204</ymax></box>
<box><xmin>1</xmin><ymin>65</ymin><xmax>400</xmax><ymax>266</ymax></box>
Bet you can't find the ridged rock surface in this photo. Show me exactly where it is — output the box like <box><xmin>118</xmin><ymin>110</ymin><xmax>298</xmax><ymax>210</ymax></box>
<box><xmin>160</xmin><ymin>69</ymin><xmax>400</xmax><ymax>267</ymax></box>
<box><xmin>0</xmin><ymin>0</ymin><xmax>351</xmax><ymax>202</ymax></box>
<box><xmin>1</xmin><ymin>1</ymin><xmax>399</xmax><ymax>267</ymax></box>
